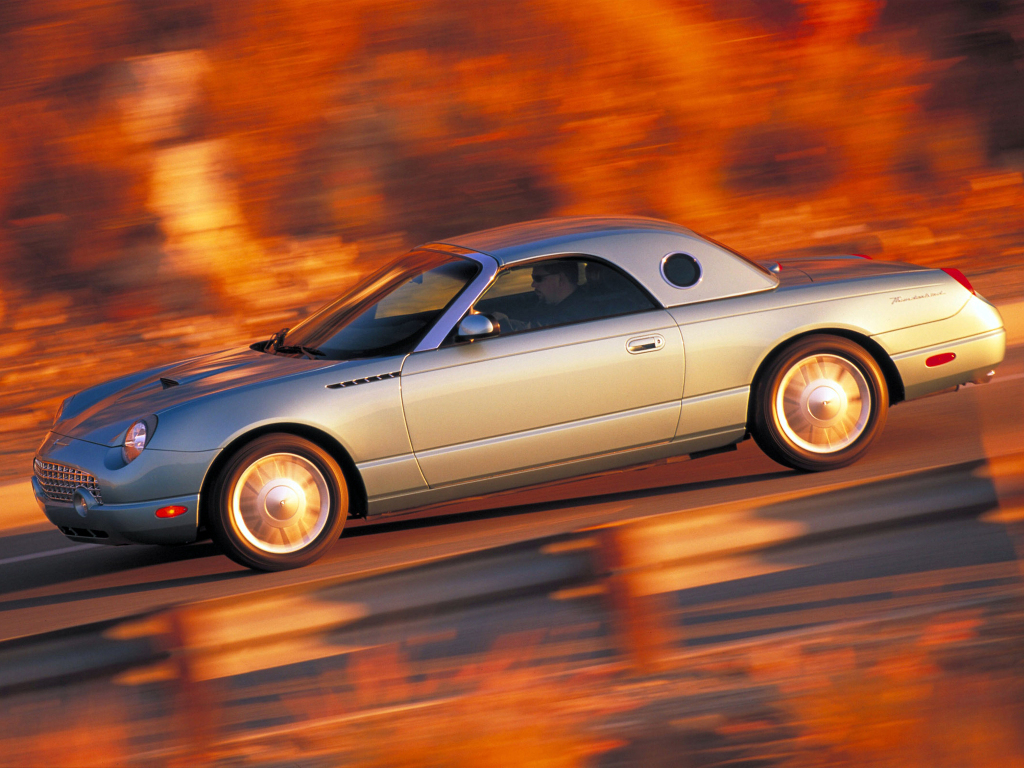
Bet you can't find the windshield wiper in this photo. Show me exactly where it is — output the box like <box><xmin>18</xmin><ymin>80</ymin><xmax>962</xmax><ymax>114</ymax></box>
<box><xmin>260</xmin><ymin>328</ymin><xmax>323</xmax><ymax>358</ymax></box>
<box><xmin>274</xmin><ymin>345</ymin><xmax>326</xmax><ymax>359</ymax></box>
<box><xmin>262</xmin><ymin>327</ymin><xmax>289</xmax><ymax>353</ymax></box>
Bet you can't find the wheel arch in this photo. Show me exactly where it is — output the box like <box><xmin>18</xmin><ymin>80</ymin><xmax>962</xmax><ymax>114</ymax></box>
<box><xmin>746</xmin><ymin>328</ymin><xmax>904</xmax><ymax>430</ymax></box>
<box><xmin>198</xmin><ymin>423</ymin><xmax>369</xmax><ymax>532</ymax></box>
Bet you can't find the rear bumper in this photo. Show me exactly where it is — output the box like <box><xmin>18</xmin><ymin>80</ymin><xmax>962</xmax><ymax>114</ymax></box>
<box><xmin>32</xmin><ymin>476</ymin><xmax>200</xmax><ymax>545</ymax></box>
<box><xmin>892</xmin><ymin>327</ymin><xmax>1006</xmax><ymax>401</ymax></box>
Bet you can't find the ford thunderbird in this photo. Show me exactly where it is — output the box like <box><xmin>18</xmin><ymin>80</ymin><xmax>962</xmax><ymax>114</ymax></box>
<box><xmin>32</xmin><ymin>217</ymin><xmax>1006</xmax><ymax>569</ymax></box>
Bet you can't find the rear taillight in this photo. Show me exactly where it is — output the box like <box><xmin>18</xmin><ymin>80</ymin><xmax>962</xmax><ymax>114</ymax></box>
<box><xmin>854</xmin><ymin>253</ymin><xmax>872</xmax><ymax>260</ymax></box>
<box><xmin>941</xmin><ymin>267</ymin><xmax>975</xmax><ymax>295</ymax></box>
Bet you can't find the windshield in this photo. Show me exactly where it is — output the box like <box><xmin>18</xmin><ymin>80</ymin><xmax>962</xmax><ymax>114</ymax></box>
<box><xmin>279</xmin><ymin>251</ymin><xmax>479</xmax><ymax>360</ymax></box>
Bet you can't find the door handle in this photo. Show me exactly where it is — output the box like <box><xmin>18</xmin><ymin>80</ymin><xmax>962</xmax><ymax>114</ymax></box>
<box><xmin>626</xmin><ymin>335</ymin><xmax>665</xmax><ymax>354</ymax></box>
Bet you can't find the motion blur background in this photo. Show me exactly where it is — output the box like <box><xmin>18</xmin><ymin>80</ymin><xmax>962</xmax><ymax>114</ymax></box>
<box><xmin>3</xmin><ymin>5</ymin><xmax>1024</xmax><ymax>765</ymax></box>
<box><xmin>1</xmin><ymin>0</ymin><xmax>1023</xmax><ymax>476</ymax></box>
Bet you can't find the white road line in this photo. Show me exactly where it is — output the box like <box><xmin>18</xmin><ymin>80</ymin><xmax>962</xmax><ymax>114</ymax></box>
<box><xmin>0</xmin><ymin>544</ymin><xmax>99</xmax><ymax>566</ymax></box>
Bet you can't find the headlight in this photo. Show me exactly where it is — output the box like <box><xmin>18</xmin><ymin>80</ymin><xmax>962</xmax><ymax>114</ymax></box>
<box><xmin>123</xmin><ymin>416</ymin><xmax>157</xmax><ymax>464</ymax></box>
<box><xmin>53</xmin><ymin>396</ymin><xmax>71</xmax><ymax>427</ymax></box>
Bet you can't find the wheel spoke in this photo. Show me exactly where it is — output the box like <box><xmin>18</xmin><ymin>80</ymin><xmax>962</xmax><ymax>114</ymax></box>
<box><xmin>773</xmin><ymin>352</ymin><xmax>874</xmax><ymax>455</ymax></box>
<box><xmin>836</xmin><ymin>368</ymin><xmax>854</xmax><ymax>392</ymax></box>
<box><xmin>300</xmin><ymin>476</ymin><xmax>319</xmax><ymax>499</ymax></box>
<box><xmin>812</xmin><ymin>357</ymin><xmax>826</xmax><ymax>380</ymax></box>
<box><xmin>231</xmin><ymin>452</ymin><xmax>333</xmax><ymax>555</ymax></box>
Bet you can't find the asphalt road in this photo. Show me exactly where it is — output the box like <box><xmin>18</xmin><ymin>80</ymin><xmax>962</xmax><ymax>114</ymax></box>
<box><xmin>1</xmin><ymin>344</ymin><xmax>1021</xmax><ymax>645</ymax></box>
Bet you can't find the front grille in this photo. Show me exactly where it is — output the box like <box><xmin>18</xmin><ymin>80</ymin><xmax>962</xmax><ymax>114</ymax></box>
<box><xmin>33</xmin><ymin>459</ymin><xmax>103</xmax><ymax>504</ymax></box>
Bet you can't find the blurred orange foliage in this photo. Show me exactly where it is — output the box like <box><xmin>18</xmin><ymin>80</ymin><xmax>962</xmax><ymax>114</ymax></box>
<box><xmin>2</xmin><ymin>0</ymin><xmax>1023</xmax><ymax>319</ymax></box>
<box><xmin>2</xmin><ymin>0</ymin><xmax>1024</xmax><ymax>477</ymax></box>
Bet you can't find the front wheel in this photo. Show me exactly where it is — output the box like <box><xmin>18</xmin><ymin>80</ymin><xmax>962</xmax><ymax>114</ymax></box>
<box><xmin>211</xmin><ymin>434</ymin><xmax>348</xmax><ymax>571</ymax></box>
<box><xmin>752</xmin><ymin>336</ymin><xmax>888</xmax><ymax>471</ymax></box>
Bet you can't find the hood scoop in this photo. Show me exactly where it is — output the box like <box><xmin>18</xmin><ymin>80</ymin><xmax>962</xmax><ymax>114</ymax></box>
<box><xmin>160</xmin><ymin>377</ymin><xmax>180</xmax><ymax>389</ymax></box>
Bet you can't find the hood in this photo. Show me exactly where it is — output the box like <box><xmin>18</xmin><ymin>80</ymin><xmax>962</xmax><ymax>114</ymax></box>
<box><xmin>56</xmin><ymin>347</ymin><xmax>324</xmax><ymax>447</ymax></box>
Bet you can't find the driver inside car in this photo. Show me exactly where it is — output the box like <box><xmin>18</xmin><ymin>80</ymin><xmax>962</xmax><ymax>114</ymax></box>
<box><xmin>486</xmin><ymin>260</ymin><xmax>600</xmax><ymax>333</ymax></box>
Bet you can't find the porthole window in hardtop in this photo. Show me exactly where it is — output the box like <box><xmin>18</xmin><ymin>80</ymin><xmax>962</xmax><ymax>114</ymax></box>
<box><xmin>662</xmin><ymin>253</ymin><xmax>701</xmax><ymax>288</ymax></box>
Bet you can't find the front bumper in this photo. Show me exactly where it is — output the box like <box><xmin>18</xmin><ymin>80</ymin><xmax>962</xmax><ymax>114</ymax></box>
<box><xmin>32</xmin><ymin>475</ymin><xmax>200</xmax><ymax>545</ymax></box>
<box><xmin>33</xmin><ymin>432</ymin><xmax>215</xmax><ymax>546</ymax></box>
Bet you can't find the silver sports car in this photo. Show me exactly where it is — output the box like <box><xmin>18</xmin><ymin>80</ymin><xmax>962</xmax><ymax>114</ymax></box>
<box><xmin>32</xmin><ymin>217</ymin><xmax>1006</xmax><ymax>570</ymax></box>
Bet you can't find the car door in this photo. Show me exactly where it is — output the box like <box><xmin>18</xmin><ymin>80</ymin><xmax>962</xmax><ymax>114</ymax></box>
<box><xmin>400</xmin><ymin>257</ymin><xmax>685</xmax><ymax>487</ymax></box>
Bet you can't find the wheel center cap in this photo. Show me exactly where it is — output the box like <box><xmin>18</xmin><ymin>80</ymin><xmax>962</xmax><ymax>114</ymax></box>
<box><xmin>807</xmin><ymin>385</ymin><xmax>842</xmax><ymax>421</ymax></box>
<box><xmin>263</xmin><ymin>484</ymin><xmax>301</xmax><ymax>523</ymax></box>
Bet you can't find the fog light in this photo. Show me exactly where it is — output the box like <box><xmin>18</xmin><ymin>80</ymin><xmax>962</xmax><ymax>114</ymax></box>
<box><xmin>72</xmin><ymin>488</ymin><xmax>97</xmax><ymax>518</ymax></box>
<box><xmin>155</xmin><ymin>505</ymin><xmax>187</xmax><ymax>519</ymax></box>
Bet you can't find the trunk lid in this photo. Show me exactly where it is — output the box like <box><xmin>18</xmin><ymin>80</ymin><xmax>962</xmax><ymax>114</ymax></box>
<box><xmin>766</xmin><ymin>256</ymin><xmax>929</xmax><ymax>284</ymax></box>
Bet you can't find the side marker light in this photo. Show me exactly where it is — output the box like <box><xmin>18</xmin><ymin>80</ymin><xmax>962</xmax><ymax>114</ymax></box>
<box><xmin>156</xmin><ymin>505</ymin><xmax>188</xmax><ymax>519</ymax></box>
<box><xmin>926</xmin><ymin>352</ymin><xmax>956</xmax><ymax>368</ymax></box>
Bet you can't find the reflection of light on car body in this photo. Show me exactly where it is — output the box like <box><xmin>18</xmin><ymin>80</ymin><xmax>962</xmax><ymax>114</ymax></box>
<box><xmin>32</xmin><ymin>217</ymin><xmax>1006</xmax><ymax>570</ymax></box>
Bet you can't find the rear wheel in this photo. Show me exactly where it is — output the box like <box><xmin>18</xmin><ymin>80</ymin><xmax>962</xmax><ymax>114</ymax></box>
<box><xmin>752</xmin><ymin>335</ymin><xmax>888</xmax><ymax>471</ymax></box>
<box><xmin>211</xmin><ymin>434</ymin><xmax>348</xmax><ymax>570</ymax></box>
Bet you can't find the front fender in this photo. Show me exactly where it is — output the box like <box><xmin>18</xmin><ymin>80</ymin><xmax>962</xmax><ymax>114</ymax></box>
<box><xmin>152</xmin><ymin>360</ymin><xmax>413</xmax><ymax>466</ymax></box>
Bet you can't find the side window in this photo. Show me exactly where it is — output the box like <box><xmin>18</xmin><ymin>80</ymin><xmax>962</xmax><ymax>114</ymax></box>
<box><xmin>470</xmin><ymin>257</ymin><xmax>655</xmax><ymax>336</ymax></box>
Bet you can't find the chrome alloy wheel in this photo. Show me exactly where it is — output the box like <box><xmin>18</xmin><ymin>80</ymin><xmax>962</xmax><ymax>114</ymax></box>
<box><xmin>230</xmin><ymin>452</ymin><xmax>331</xmax><ymax>554</ymax></box>
<box><xmin>774</xmin><ymin>354</ymin><xmax>871</xmax><ymax>454</ymax></box>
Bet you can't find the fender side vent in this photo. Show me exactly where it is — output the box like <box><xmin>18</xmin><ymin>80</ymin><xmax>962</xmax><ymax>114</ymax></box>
<box><xmin>160</xmin><ymin>377</ymin><xmax>179</xmax><ymax>389</ymax></box>
<box><xmin>327</xmin><ymin>371</ymin><xmax>400</xmax><ymax>389</ymax></box>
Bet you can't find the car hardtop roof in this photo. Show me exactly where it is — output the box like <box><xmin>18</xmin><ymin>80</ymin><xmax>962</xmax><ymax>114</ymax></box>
<box><xmin>429</xmin><ymin>216</ymin><xmax>701</xmax><ymax>266</ymax></box>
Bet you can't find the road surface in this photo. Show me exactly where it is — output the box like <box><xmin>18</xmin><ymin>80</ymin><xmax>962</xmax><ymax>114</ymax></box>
<box><xmin>1</xmin><ymin>342</ymin><xmax>1021</xmax><ymax>645</ymax></box>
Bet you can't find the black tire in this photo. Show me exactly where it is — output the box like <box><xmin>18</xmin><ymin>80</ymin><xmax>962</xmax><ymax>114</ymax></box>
<box><xmin>210</xmin><ymin>434</ymin><xmax>348</xmax><ymax>571</ymax></box>
<box><xmin>752</xmin><ymin>335</ymin><xmax>888</xmax><ymax>471</ymax></box>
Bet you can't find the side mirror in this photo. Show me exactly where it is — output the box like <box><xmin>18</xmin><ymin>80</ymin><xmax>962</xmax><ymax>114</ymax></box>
<box><xmin>456</xmin><ymin>314</ymin><xmax>496</xmax><ymax>340</ymax></box>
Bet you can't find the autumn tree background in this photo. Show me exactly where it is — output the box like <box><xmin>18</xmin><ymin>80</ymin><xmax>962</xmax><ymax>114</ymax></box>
<box><xmin>1</xmin><ymin>0</ymin><xmax>1023</xmax><ymax>475</ymax></box>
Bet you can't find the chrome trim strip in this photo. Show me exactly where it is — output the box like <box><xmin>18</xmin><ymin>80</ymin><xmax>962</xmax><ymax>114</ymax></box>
<box><xmin>414</xmin><ymin>251</ymin><xmax>500</xmax><ymax>352</ymax></box>
<box><xmin>357</xmin><ymin>453</ymin><xmax>419</xmax><ymax>471</ymax></box>
<box><xmin>889</xmin><ymin>327</ymin><xmax>1005</xmax><ymax>360</ymax></box>
<box><xmin>679</xmin><ymin>384</ymin><xmax>749</xmax><ymax>403</ymax></box>
<box><xmin>413</xmin><ymin>400</ymin><xmax>679</xmax><ymax>458</ymax></box>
